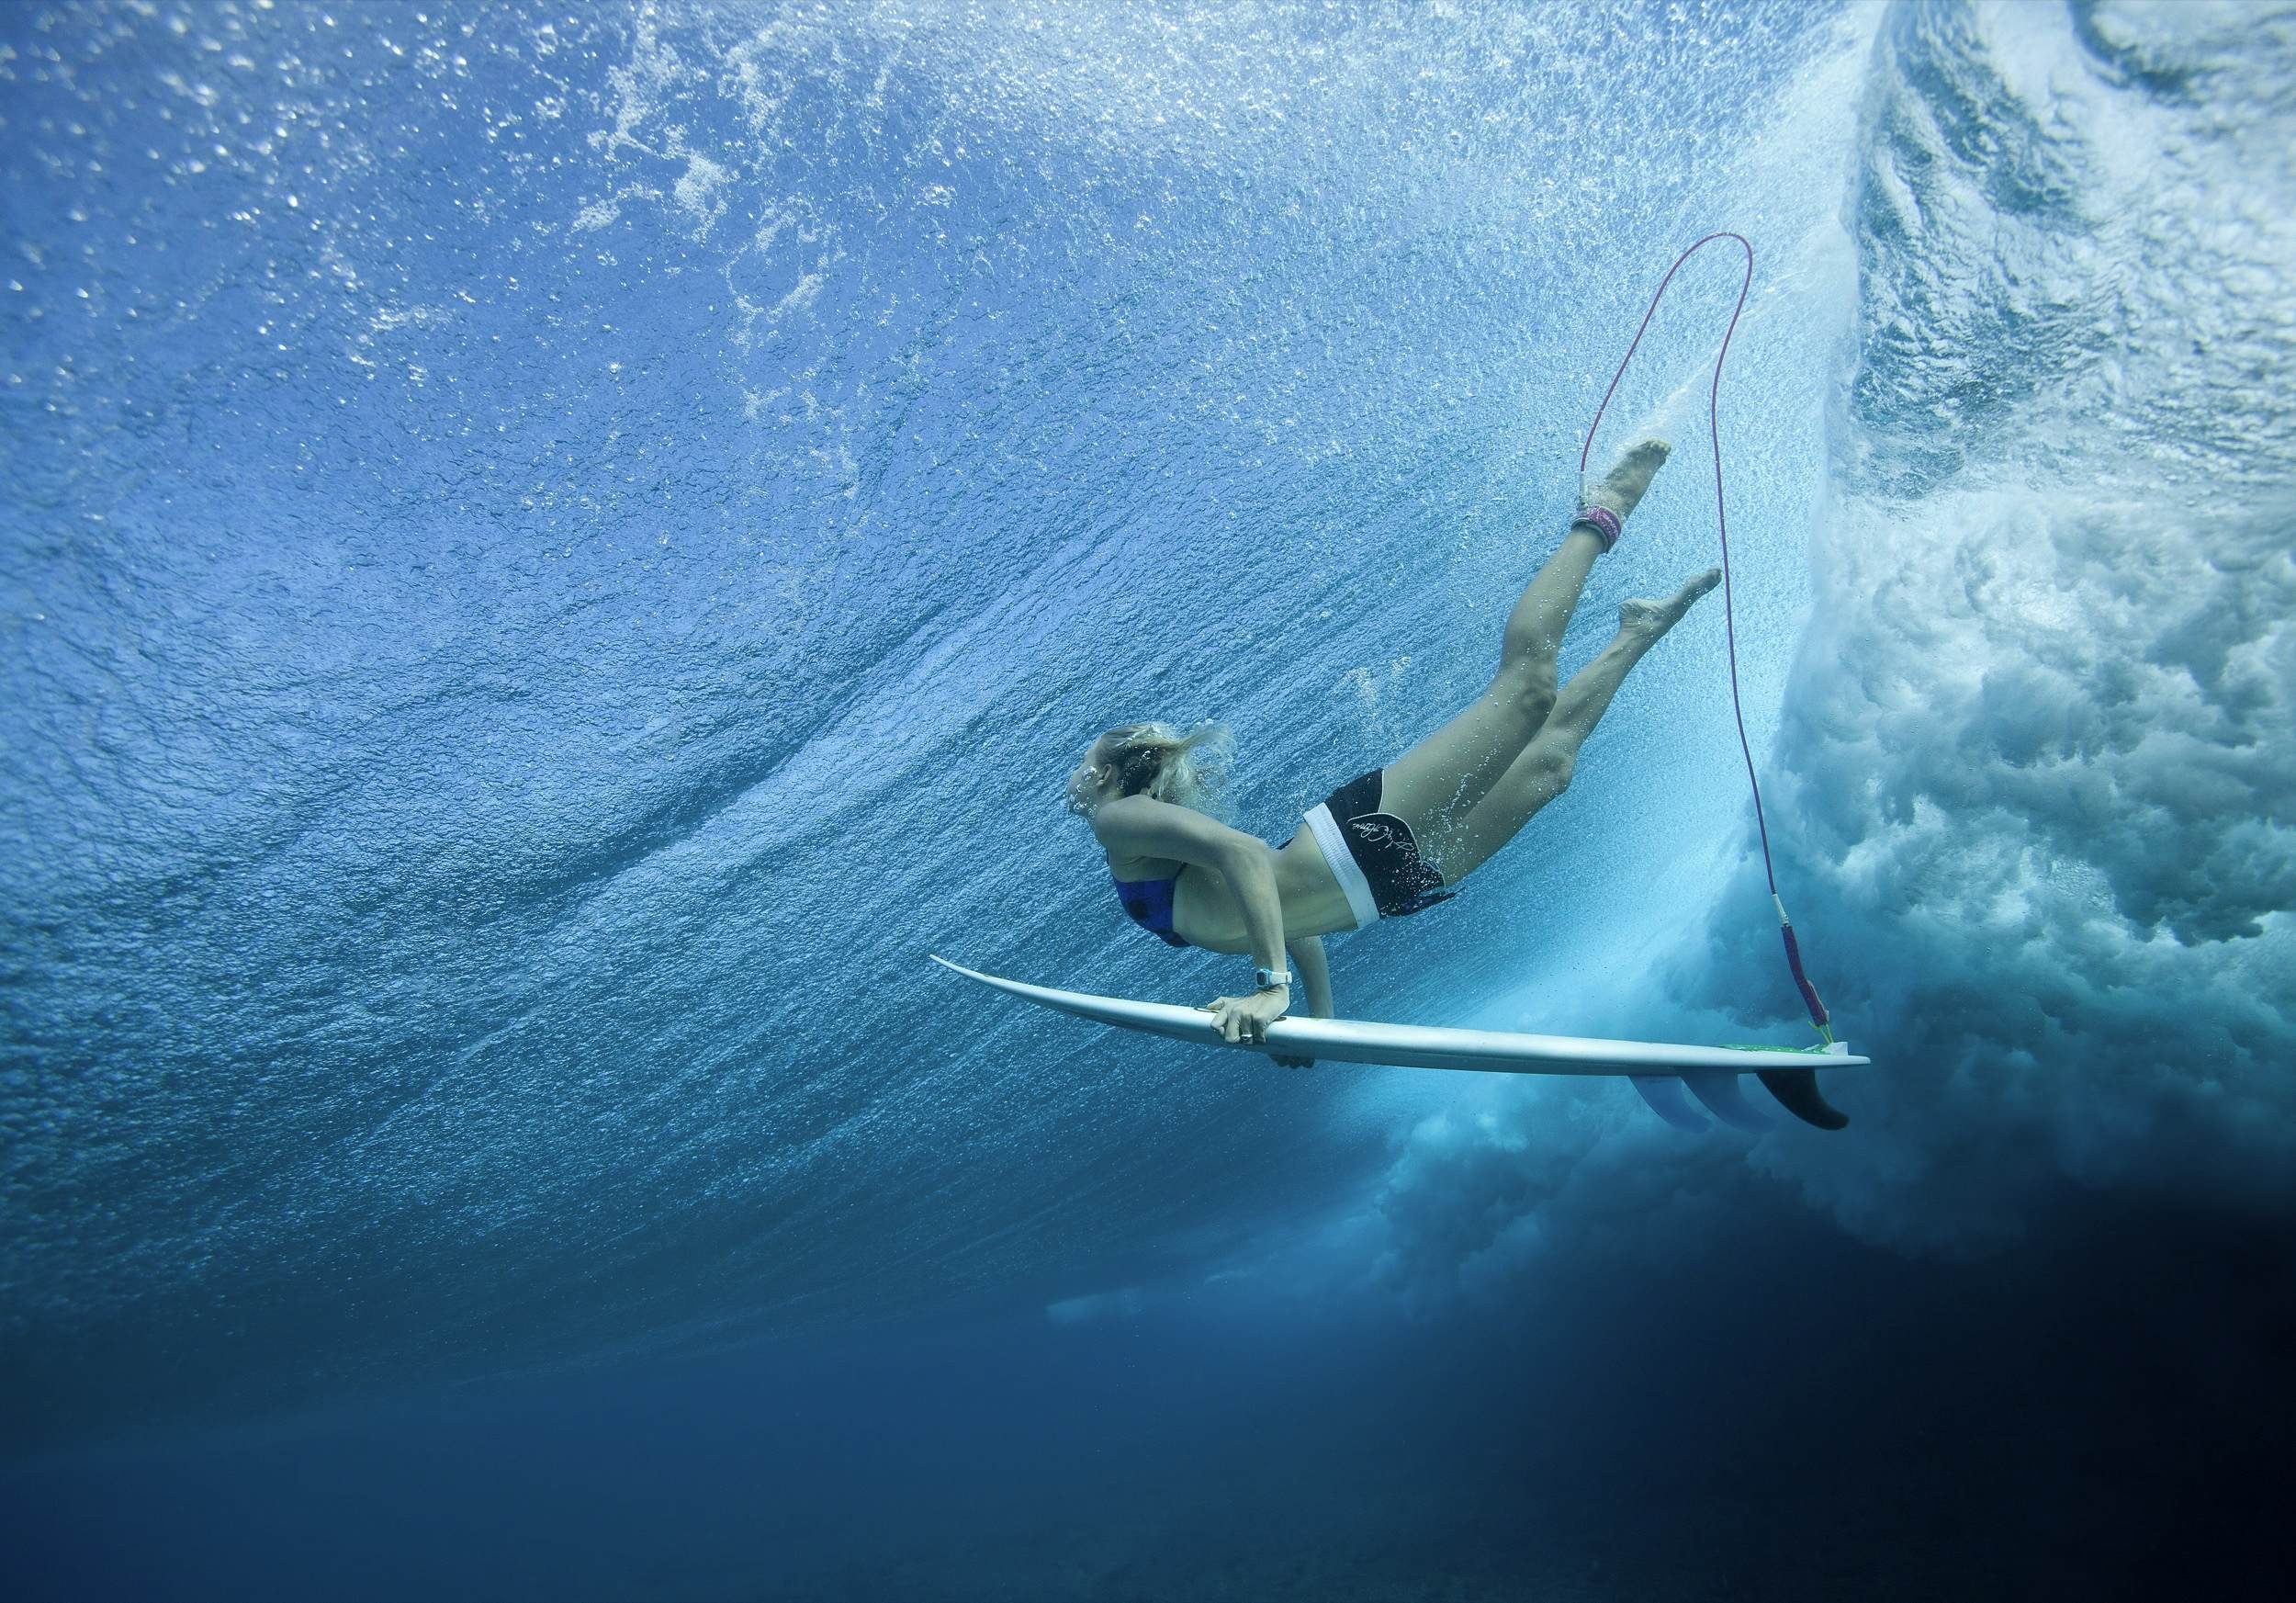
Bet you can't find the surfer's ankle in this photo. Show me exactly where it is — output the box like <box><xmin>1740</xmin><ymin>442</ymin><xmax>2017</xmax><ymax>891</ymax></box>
<box><xmin>1572</xmin><ymin>437</ymin><xmax>1671</xmax><ymax>552</ymax></box>
<box><xmin>1570</xmin><ymin>504</ymin><xmax>1623</xmax><ymax>552</ymax></box>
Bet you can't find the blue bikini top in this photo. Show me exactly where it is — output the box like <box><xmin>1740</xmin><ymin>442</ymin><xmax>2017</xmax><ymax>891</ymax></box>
<box><xmin>1110</xmin><ymin>871</ymin><xmax>1190</xmax><ymax>949</ymax></box>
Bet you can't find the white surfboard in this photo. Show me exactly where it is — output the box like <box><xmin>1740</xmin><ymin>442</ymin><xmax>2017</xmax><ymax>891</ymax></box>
<box><xmin>931</xmin><ymin>954</ymin><xmax>1866</xmax><ymax>1131</ymax></box>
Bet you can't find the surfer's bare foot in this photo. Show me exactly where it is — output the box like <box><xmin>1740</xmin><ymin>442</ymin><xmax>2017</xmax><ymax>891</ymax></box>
<box><xmin>1620</xmin><ymin>567</ymin><xmax>1721</xmax><ymax>642</ymax></box>
<box><xmin>1583</xmin><ymin>437</ymin><xmax>1671</xmax><ymax>520</ymax></box>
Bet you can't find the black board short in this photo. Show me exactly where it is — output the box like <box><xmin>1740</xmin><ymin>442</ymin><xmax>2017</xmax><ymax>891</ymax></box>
<box><xmin>1317</xmin><ymin>769</ymin><xmax>1457</xmax><ymax>920</ymax></box>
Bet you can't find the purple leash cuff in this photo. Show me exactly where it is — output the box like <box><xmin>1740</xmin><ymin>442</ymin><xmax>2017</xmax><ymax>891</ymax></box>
<box><xmin>1573</xmin><ymin>503</ymin><xmax>1623</xmax><ymax>552</ymax></box>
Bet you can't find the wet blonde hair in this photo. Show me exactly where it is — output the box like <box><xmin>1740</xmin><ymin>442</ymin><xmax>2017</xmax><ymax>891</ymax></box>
<box><xmin>1071</xmin><ymin>720</ymin><xmax>1234</xmax><ymax>818</ymax></box>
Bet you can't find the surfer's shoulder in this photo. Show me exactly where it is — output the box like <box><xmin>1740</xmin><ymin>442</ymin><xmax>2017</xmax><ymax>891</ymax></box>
<box><xmin>1090</xmin><ymin>792</ymin><xmax>1257</xmax><ymax>868</ymax></box>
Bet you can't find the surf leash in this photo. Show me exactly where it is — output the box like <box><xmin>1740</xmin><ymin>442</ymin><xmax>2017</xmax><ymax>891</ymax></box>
<box><xmin>1577</xmin><ymin>231</ymin><xmax>1834</xmax><ymax>1048</ymax></box>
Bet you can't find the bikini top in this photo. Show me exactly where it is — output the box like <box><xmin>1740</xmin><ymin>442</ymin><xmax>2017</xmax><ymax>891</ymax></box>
<box><xmin>1110</xmin><ymin>870</ymin><xmax>1190</xmax><ymax>949</ymax></box>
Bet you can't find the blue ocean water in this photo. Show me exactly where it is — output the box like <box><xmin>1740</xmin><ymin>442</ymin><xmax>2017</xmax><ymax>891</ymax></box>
<box><xmin>3</xmin><ymin>2</ymin><xmax>2291</xmax><ymax>1598</ymax></box>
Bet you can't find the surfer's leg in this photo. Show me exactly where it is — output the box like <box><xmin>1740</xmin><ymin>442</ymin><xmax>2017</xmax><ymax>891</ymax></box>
<box><xmin>1378</xmin><ymin>439</ymin><xmax>1671</xmax><ymax>841</ymax></box>
<box><xmin>1438</xmin><ymin>568</ymin><xmax>1721</xmax><ymax>882</ymax></box>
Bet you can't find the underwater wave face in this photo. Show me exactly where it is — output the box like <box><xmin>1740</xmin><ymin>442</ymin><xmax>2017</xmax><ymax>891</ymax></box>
<box><xmin>3</xmin><ymin>0</ymin><xmax>1858</xmax><ymax>1448</ymax></box>
<box><xmin>1356</xmin><ymin>0</ymin><xmax>2296</xmax><ymax>1299</ymax></box>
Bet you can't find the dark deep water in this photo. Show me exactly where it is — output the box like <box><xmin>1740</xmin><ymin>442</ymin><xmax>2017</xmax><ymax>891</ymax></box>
<box><xmin>6</xmin><ymin>0</ymin><xmax>2295</xmax><ymax>1597</ymax></box>
<box><xmin>7</xmin><ymin>1195</ymin><xmax>2291</xmax><ymax>1600</ymax></box>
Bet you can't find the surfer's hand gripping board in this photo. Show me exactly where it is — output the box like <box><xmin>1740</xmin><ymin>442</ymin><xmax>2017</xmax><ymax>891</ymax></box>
<box><xmin>1208</xmin><ymin>986</ymin><xmax>1313</xmax><ymax>1067</ymax></box>
<box><xmin>1207</xmin><ymin>985</ymin><xmax>1289</xmax><ymax>1045</ymax></box>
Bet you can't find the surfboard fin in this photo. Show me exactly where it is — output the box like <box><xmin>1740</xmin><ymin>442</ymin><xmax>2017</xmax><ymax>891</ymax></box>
<box><xmin>1682</xmin><ymin>1071</ymin><xmax>1775</xmax><ymax>1132</ymax></box>
<box><xmin>1630</xmin><ymin>1075</ymin><xmax>1709</xmax><ymax>1133</ymax></box>
<box><xmin>1757</xmin><ymin>1066</ymin><xmax>1850</xmax><ymax>1130</ymax></box>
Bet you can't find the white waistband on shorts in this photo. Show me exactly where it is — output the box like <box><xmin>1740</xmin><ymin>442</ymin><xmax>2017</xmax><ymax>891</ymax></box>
<box><xmin>1302</xmin><ymin>801</ymin><xmax>1379</xmax><ymax>932</ymax></box>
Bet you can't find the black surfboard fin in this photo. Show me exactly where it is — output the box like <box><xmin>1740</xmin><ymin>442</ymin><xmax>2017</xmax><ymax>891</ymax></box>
<box><xmin>1757</xmin><ymin>1067</ymin><xmax>1850</xmax><ymax>1131</ymax></box>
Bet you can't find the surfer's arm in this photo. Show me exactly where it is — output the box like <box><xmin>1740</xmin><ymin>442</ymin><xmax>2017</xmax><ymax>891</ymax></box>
<box><xmin>1091</xmin><ymin>793</ymin><xmax>1289</xmax><ymax>996</ymax></box>
<box><xmin>1286</xmin><ymin>934</ymin><xmax>1332</xmax><ymax>1018</ymax></box>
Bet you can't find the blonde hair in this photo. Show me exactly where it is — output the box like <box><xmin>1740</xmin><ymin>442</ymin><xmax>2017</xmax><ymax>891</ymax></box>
<box><xmin>1074</xmin><ymin>720</ymin><xmax>1234</xmax><ymax>818</ymax></box>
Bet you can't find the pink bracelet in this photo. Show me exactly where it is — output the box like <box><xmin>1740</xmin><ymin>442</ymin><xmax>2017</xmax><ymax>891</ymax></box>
<box><xmin>1573</xmin><ymin>504</ymin><xmax>1623</xmax><ymax>552</ymax></box>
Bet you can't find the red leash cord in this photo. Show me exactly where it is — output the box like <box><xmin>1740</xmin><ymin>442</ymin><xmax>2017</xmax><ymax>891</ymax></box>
<box><xmin>1579</xmin><ymin>232</ymin><xmax>1832</xmax><ymax>1041</ymax></box>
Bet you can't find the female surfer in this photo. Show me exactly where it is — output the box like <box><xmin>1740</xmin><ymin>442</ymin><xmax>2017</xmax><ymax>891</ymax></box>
<box><xmin>1065</xmin><ymin>439</ymin><xmax>1719</xmax><ymax>1052</ymax></box>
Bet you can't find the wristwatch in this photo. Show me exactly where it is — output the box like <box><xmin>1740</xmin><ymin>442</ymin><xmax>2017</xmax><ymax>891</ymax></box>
<box><xmin>1254</xmin><ymin>966</ymin><xmax>1291</xmax><ymax>991</ymax></box>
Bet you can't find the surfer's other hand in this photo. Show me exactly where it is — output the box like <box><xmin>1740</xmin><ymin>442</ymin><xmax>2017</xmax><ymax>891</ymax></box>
<box><xmin>1269</xmin><ymin>1052</ymin><xmax>1315</xmax><ymax>1070</ymax></box>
